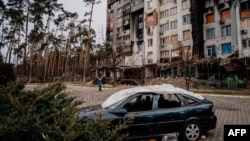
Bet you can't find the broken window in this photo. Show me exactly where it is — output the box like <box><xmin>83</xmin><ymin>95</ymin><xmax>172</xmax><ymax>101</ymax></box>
<box><xmin>206</xmin><ymin>28</ymin><xmax>215</xmax><ymax>40</ymax></box>
<box><xmin>221</xmin><ymin>9</ymin><xmax>230</xmax><ymax>20</ymax></box>
<box><xmin>148</xmin><ymin>52</ymin><xmax>153</xmax><ymax>63</ymax></box>
<box><xmin>242</xmin><ymin>40</ymin><xmax>250</xmax><ymax>48</ymax></box>
<box><xmin>240</xmin><ymin>0</ymin><xmax>250</xmax><ymax>11</ymax></box>
<box><xmin>160</xmin><ymin>38</ymin><xmax>166</xmax><ymax>47</ymax></box>
<box><xmin>221</xmin><ymin>43</ymin><xmax>232</xmax><ymax>55</ymax></box>
<box><xmin>171</xmin><ymin>49</ymin><xmax>180</xmax><ymax>57</ymax></box>
<box><xmin>117</xmin><ymin>7</ymin><xmax>122</xmax><ymax>14</ymax></box>
<box><xmin>183</xmin><ymin>30</ymin><xmax>191</xmax><ymax>40</ymax></box>
<box><xmin>207</xmin><ymin>45</ymin><xmax>216</xmax><ymax>57</ymax></box>
<box><xmin>117</xmin><ymin>17</ymin><xmax>122</xmax><ymax>24</ymax></box>
<box><xmin>166</xmin><ymin>36</ymin><xmax>171</xmax><ymax>44</ymax></box>
<box><xmin>183</xmin><ymin>14</ymin><xmax>191</xmax><ymax>25</ymax></box>
<box><xmin>123</xmin><ymin>35</ymin><xmax>130</xmax><ymax>41</ymax></box>
<box><xmin>147</xmin><ymin>25</ymin><xmax>153</xmax><ymax>34</ymax></box>
<box><xmin>171</xmin><ymin>34</ymin><xmax>178</xmax><ymax>43</ymax></box>
<box><xmin>206</xmin><ymin>13</ymin><xmax>214</xmax><ymax>23</ymax></box>
<box><xmin>160</xmin><ymin>51</ymin><xmax>170</xmax><ymax>58</ymax></box>
<box><xmin>221</xmin><ymin>25</ymin><xmax>231</xmax><ymax>37</ymax></box>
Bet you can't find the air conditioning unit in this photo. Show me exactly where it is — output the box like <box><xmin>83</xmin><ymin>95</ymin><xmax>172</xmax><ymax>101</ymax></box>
<box><xmin>241</xmin><ymin>29</ymin><xmax>247</xmax><ymax>34</ymax></box>
<box><xmin>219</xmin><ymin>19</ymin><xmax>225</xmax><ymax>24</ymax></box>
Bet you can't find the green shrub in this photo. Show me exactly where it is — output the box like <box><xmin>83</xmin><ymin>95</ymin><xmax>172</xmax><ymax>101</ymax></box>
<box><xmin>0</xmin><ymin>63</ymin><xmax>16</xmax><ymax>86</ymax></box>
<box><xmin>0</xmin><ymin>81</ymin><xmax>128</xmax><ymax>141</ymax></box>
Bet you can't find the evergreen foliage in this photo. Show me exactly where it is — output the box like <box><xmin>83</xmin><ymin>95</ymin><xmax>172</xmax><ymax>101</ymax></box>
<box><xmin>0</xmin><ymin>81</ymin><xmax>128</xmax><ymax>141</ymax></box>
<box><xmin>0</xmin><ymin>63</ymin><xmax>16</xmax><ymax>86</ymax></box>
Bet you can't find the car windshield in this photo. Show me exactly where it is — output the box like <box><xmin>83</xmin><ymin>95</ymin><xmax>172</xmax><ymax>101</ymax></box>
<box><xmin>103</xmin><ymin>99</ymin><xmax>125</xmax><ymax>109</ymax></box>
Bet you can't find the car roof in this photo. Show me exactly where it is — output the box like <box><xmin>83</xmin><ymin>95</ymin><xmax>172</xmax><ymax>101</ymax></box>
<box><xmin>101</xmin><ymin>84</ymin><xmax>204</xmax><ymax>109</ymax></box>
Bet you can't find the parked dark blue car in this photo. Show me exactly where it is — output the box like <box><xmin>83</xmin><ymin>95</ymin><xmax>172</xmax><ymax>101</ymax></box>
<box><xmin>78</xmin><ymin>84</ymin><xmax>217</xmax><ymax>141</ymax></box>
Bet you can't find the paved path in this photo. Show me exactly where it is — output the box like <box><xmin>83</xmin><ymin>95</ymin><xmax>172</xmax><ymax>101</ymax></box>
<box><xmin>27</xmin><ymin>84</ymin><xmax>250</xmax><ymax>141</ymax></box>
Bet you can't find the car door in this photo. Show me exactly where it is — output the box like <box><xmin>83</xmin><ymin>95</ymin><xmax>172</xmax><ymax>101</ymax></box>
<box><xmin>155</xmin><ymin>93</ymin><xmax>186</xmax><ymax>134</ymax></box>
<box><xmin>122</xmin><ymin>93</ymin><xmax>156</xmax><ymax>138</ymax></box>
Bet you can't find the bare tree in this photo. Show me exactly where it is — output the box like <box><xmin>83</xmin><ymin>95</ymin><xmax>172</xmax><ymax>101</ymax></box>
<box><xmin>82</xmin><ymin>0</ymin><xmax>101</xmax><ymax>83</ymax></box>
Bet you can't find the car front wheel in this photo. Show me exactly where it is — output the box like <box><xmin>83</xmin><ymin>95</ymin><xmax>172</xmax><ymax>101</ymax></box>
<box><xmin>182</xmin><ymin>121</ymin><xmax>201</xmax><ymax>141</ymax></box>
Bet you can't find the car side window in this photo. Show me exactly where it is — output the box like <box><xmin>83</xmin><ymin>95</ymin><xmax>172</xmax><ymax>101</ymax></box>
<box><xmin>181</xmin><ymin>95</ymin><xmax>199</xmax><ymax>106</ymax></box>
<box><xmin>158</xmin><ymin>93</ymin><xmax>181</xmax><ymax>109</ymax></box>
<box><xmin>123</xmin><ymin>94</ymin><xmax>153</xmax><ymax>112</ymax></box>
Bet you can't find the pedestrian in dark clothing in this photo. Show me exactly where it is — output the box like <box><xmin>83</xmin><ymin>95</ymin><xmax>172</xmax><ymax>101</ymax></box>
<box><xmin>97</xmin><ymin>78</ymin><xmax>103</xmax><ymax>91</ymax></box>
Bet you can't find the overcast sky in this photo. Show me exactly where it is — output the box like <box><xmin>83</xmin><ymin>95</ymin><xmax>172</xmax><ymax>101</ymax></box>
<box><xmin>1</xmin><ymin>0</ymin><xmax>106</xmax><ymax>59</ymax></box>
<box><xmin>60</xmin><ymin>0</ymin><xmax>107</xmax><ymax>44</ymax></box>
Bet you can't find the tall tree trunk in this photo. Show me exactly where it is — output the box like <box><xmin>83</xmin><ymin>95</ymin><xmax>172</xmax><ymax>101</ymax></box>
<box><xmin>43</xmin><ymin>14</ymin><xmax>51</xmax><ymax>81</ymax></box>
<box><xmin>29</xmin><ymin>40</ymin><xmax>35</xmax><ymax>83</ymax></box>
<box><xmin>24</xmin><ymin>0</ymin><xmax>30</xmax><ymax>80</ymax></box>
<box><xmin>83</xmin><ymin>0</ymin><xmax>94</xmax><ymax>83</ymax></box>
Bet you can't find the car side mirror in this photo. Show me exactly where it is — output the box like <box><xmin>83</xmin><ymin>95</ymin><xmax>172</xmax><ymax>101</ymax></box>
<box><xmin>111</xmin><ymin>108</ymin><xmax>128</xmax><ymax>115</ymax></box>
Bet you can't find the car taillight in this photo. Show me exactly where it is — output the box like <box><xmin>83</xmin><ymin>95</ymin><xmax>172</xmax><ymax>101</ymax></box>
<box><xmin>212</xmin><ymin>107</ymin><xmax>215</xmax><ymax>115</ymax></box>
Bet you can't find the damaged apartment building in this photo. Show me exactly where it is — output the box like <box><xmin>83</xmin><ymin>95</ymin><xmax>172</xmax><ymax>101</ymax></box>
<box><xmin>105</xmin><ymin>0</ymin><xmax>250</xmax><ymax>85</ymax></box>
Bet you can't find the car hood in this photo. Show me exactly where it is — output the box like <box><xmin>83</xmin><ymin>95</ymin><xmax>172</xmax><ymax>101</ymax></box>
<box><xmin>78</xmin><ymin>105</ymin><xmax>112</xmax><ymax>121</ymax></box>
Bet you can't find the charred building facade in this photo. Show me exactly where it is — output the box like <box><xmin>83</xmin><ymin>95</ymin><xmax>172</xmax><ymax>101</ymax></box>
<box><xmin>105</xmin><ymin>0</ymin><xmax>250</xmax><ymax>86</ymax></box>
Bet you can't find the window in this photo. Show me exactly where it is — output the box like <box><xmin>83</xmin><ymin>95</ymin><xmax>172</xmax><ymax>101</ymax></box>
<box><xmin>147</xmin><ymin>0</ymin><xmax>152</xmax><ymax>9</ymax></box>
<box><xmin>171</xmin><ymin>34</ymin><xmax>178</xmax><ymax>43</ymax></box>
<box><xmin>159</xmin><ymin>0</ymin><xmax>166</xmax><ymax>6</ymax></box>
<box><xmin>183</xmin><ymin>30</ymin><xmax>191</xmax><ymax>40</ymax></box>
<box><xmin>206</xmin><ymin>13</ymin><xmax>214</xmax><ymax>23</ymax></box>
<box><xmin>160</xmin><ymin>38</ymin><xmax>166</xmax><ymax>47</ymax></box>
<box><xmin>181</xmin><ymin>95</ymin><xmax>199</xmax><ymax>106</ymax></box>
<box><xmin>241</xmin><ymin>18</ymin><xmax>250</xmax><ymax>29</ymax></box>
<box><xmin>123</xmin><ymin>94</ymin><xmax>153</xmax><ymax>112</ymax></box>
<box><xmin>205</xmin><ymin>0</ymin><xmax>214</xmax><ymax>8</ymax></box>
<box><xmin>182</xmin><ymin>0</ymin><xmax>190</xmax><ymax>10</ymax></box>
<box><xmin>147</xmin><ymin>26</ymin><xmax>153</xmax><ymax>34</ymax></box>
<box><xmin>117</xmin><ymin>7</ymin><xmax>122</xmax><ymax>13</ymax></box>
<box><xmin>242</xmin><ymin>40</ymin><xmax>250</xmax><ymax>48</ymax></box>
<box><xmin>221</xmin><ymin>9</ymin><xmax>230</xmax><ymax>20</ymax></box>
<box><xmin>158</xmin><ymin>94</ymin><xmax>181</xmax><ymax>109</ymax></box>
<box><xmin>160</xmin><ymin>23</ymin><xmax>169</xmax><ymax>33</ymax></box>
<box><xmin>117</xmin><ymin>27</ymin><xmax>123</xmax><ymax>33</ymax></box>
<box><xmin>160</xmin><ymin>10</ymin><xmax>169</xmax><ymax>19</ymax></box>
<box><xmin>172</xmin><ymin>49</ymin><xmax>180</xmax><ymax>57</ymax></box>
<box><xmin>160</xmin><ymin>51</ymin><xmax>169</xmax><ymax>58</ymax></box>
<box><xmin>221</xmin><ymin>25</ymin><xmax>231</xmax><ymax>37</ymax></box>
<box><xmin>183</xmin><ymin>14</ymin><xmax>191</xmax><ymax>25</ymax></box>
<box><xmin>138</xmin><ymin>21</ymin><xmax>143</xmax><ymax>29</ymax></box>
<box><xmin>219</xmin><ymin>0</ymin><xmax>229</xmax><ymax>4</ymax></box>
<box><xmin>166</xmin><ymin>36</ymin><xmax>171</xmax><ymax>43</ymax></box>
<box><xmin>148</xmin><ymin>52</ymin><xmax>153</xmax><ymax>63</ymax></box>
<box><xmin>148</xmin><ymin>39</ymin><xmax>153</xmax><ymax>46</ymax></box>
<box><xmin>221</xmin><ymin>43</ymin><xmax>232</xmax><ymax>54</ymax></box>
<box><xmin>117</xmin><ymin>17</ymin><xmax>122</xmax><ymax>24</ymax></box>
<box><xmin>206</xmin><ymin>28</ymin><xmax>215</xmax><ymax>39</ymax></box>
<box><xmin>240</xmin><ymin>0</ymin><xmax>250</xmax><ymax>11</ymax></box>
<box><xmin>170</xmin><ymin>20</ymin><xmax>178</xmax><ymax>29</ymax></box>
<box><xmin>123</xmin><ymin>35</ymin><xmax>130</xmax><ymax>41</ymax></box>
<box><xmin>207</xmin><ymin>45</ymin><xmax>216</xmax><ymax>57</ymax></box>
<box><xmin>170</xmin><ymin>7</ymin><xmax>177</xmax><ymax>16</ymax></box>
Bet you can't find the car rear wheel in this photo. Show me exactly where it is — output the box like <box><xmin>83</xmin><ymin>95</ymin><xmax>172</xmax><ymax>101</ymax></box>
<box><xmin>182</xmin><ymin>121</ymin><xmax>201</xmax><ymax>141</ymax></box>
